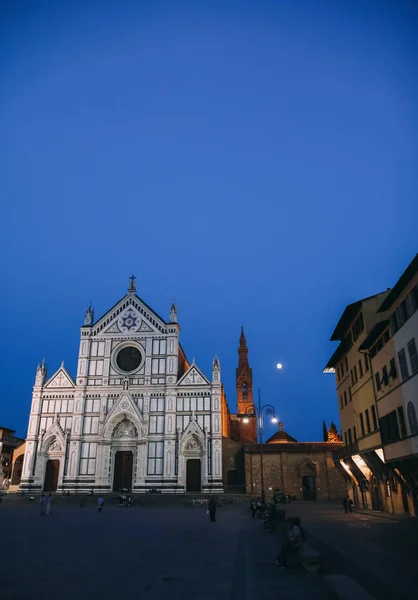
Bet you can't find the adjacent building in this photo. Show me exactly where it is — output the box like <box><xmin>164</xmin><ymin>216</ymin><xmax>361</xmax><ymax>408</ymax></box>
<box><xmin>0</xmin><ymin>426</ymin><xmax>24</xmax><ymax>488</ymax></box>
<box><xmin>244</xmin><ymin>423</ymin><xmax>347</xmax><ymax>501</ymax></box>
<box><xmin>20</xmin><ymin>278</ymin><xmax>224</xmax><ymax>494</ymax></box>
<box><xmin>325</xmin><ymin>254</ymin><xmax>418</xmax><ymax>516</ymax></box>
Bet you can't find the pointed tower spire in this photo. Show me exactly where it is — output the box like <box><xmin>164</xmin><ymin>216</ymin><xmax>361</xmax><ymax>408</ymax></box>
<box><xmin>240</xmin><ymin>326</ymin><xmax>246</xmax><ymax>347</ymax></box>
<box><xmin>128</xmin><ymin>274</ymin><xmax>137</xmax><ymax>293</ymax></box>
<box><xmin>169</xmin><ymin>302</ymin><xmax>178</xmax><ymax>323</ymax></box>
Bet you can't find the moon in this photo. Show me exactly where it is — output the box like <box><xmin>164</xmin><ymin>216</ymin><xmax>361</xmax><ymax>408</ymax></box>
<box><xmin>276</xmin><ymin>363</ymin><xmax>283</xmax><ymax>370</ymax></box>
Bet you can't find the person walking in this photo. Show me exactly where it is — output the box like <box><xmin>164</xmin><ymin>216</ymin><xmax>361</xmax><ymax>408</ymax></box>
<box><xmin>208</xmin><ymin>497</ymin><xmax>217</xmax><ymax>523</ymax></box>
<box><xmin>98</xmin><ymin>495</ymin><xmax>104</xmax><ymax>513</ymax></box>
<box><xmin>343</xmin><ymin>495</ymin><xmax>352</xmax><ymax>513</ymax></box>
<box><xmin>250</xmin><ymin>499</ymin><xmax>257</xmax><ymax>519</ymax></box>
<box><xmin>39</xmin><ymin>493</ymin><xmax>46</xmax><ymax>516</ymax></box>
<box><xmin>45</xmin><ymin>493</ymin><xmax>52</xmax><ymax>516</ymax></box>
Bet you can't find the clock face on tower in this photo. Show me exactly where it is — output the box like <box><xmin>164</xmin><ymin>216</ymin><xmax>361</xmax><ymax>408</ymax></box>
<box><xmin>116</xmin><ymin>346</ymin><xmax>142</xmax><ymax>373</ymax></box>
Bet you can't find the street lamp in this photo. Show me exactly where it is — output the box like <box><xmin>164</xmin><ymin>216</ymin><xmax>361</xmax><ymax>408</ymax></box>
<box><xmin>244</xmin><ymin>389</ymin><xmax>277</xmax><ymax>504</ymax></box>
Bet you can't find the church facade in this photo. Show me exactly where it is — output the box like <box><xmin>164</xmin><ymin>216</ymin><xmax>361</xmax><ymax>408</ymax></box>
<box><xmin>20</xmin><ymin>278</ymin><xmax>223</xmax><ymax>494</ymax></box>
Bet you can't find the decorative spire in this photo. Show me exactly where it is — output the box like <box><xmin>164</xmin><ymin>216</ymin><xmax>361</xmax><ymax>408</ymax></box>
<box><xmin>212</xmin><ymin>355</ymin><xmax>220</xmax><ymax>382</ymax></box>
<box><xmin>61</xmin><ymin>360</ymin><xmax>65</xmax><ymax>368</ymax></box>
<box><xmin>35</xmin><ymin>359</ymin><xmax>47</xmax><ymax>387</ymax></box>
<box><xmin>169</xmin><ymin>302</ymin><xmax>178</xmax><ymax>323</ymax></box>
<box><xmin>128</xmin><ymin>275</ymin><xmax>137</xmax><ymax>293</ymax></box>
<box><xmin>84</xmin><ymin>303</ymin><xmax>94</xmax><ymax>326</ymax></box>
<box><xmin>240</xmin><ymin>326</ymin><xmax>246</xmax><ymax>347</ymax></box>
<box><xmin>278</xmin><ymin>421</ymin><xmax>284</xmax><ymax>432</ymax></box>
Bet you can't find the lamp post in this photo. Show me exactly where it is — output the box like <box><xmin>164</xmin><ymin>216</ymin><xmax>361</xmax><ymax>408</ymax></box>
<box><xmin>243</xmin><ymin>389</ymin><xmax>277</xmax><ymax>504</ymax></box>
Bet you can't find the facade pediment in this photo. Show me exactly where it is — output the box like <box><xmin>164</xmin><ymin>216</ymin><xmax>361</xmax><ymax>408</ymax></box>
<box><xmin>44</xmin><ymin>365</ymin><xmax>75</xmax><ymax>389</ymax></box>
<box><xmin>92</xmin><ymin>294</ymin><xmax>168</xmax><ymax>336</ymax></box>
<box><xmin>177</xmin><ymin>364</ymin><xmax>210</xmax><ymax>386</ymax></box>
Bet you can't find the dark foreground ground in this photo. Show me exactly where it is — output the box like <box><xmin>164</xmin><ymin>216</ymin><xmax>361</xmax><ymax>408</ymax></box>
<box><xmin>0</xmin><ymin>500</ymin><xmax>325</xmax><ymax>600</ymax></box>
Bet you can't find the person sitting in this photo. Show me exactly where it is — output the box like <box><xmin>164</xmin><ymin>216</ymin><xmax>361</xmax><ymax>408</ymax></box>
<box><xmin>275</xmin><ymin>518</ymin><xmax>303</xmax><ymax>569</ymax></box>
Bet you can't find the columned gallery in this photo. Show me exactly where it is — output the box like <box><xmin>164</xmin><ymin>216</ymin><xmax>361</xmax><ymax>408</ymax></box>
<box><xmin>20</xmin><ymin>278</ymin><xmax>223</xmax><ymax>494</ymax></box>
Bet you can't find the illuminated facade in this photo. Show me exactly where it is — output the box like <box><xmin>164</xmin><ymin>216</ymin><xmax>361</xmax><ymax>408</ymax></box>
<box><xmin>325</xmin><ymin>255</ymin><xmax>418</xmax><ymax>516</ymax></box>
<box><xmin>20</xmin><ymin>278</ymin><xmax>223</xmax><ymax>494</ymax></box>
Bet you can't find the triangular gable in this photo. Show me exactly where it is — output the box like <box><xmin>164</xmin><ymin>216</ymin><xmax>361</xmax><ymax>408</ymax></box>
<box><xmin>92</xmin><ymin>294</ymin><xmax>168</xmax><ymax>335</ymax></box>
<box><xmin>177</xmin><ymin>364</ymin><xmax>210</xmax><ymax>386</ymax></box>
<box><xmin>41</xmin><ymin>419</ymin><xmax>66</xmax><ymax>451</ymax></box>
<box><xmin>44</xmin><ymin>365</ymin><xmax>75</xmax><ymax>389</ymax></box>
<box><xmin>180</xmin><ymin>417</ymin><xmax>206</xmax><ymax>450</ymax></box>
<box><xmin>103</xmin><ymin>392</ymin><xmax>144</xmax><ymax>437</ymax></box>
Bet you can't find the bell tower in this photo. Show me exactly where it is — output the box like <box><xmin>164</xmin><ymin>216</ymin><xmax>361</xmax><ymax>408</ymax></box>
<box><xmin>236</xmin><ymin>327</ymin><xmax>256</xmax><ymax>442</ymax></box>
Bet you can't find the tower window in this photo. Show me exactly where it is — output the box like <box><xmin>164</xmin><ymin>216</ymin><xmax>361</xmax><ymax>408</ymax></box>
<box><xmin>242</xmin><ymin>383</ymin><xmax>247</xmax><ymax>399</ymax></box>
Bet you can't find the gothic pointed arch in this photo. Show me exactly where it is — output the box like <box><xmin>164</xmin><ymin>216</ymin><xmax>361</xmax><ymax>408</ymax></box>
<box><xmin>41</xmin><ymin>420</ymin><xmax>66</xmax><ymax>454</ymax></box>
<box><xmin>180</xmin><ymin>419</ymin><xmax>205</xmax><ymax>453</ymax></box>
<box><xmin>103</xmin><ymin>392</ymin><xmax>144</xmax><ymax>439</ymax></box>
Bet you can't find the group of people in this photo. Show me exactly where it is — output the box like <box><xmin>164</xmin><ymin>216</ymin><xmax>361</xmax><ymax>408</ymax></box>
<box><xmin>39</xmin><ymin>493</ymin><xmax>53</xmax><ymax>516</ymax></box>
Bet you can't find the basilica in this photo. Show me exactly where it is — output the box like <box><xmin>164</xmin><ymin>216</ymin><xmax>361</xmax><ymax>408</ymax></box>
<box><xmin>20</xmin><ymin>277</ymin><xmax>224</xmax><ymax>494</ymax></box>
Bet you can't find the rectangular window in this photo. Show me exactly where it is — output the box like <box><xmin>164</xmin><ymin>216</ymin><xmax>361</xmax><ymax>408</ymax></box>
<box><xmin>151</xmin><ymin>359</ymin><xmax>159</xmax><ymax>374</ymax></box>
<box><xmin>184</xmin><ymin>397</ymin><xmax>190</xmax><ymax>412</ymax></box>
<box><xmin>341</xmin><ymin>363</ymin><xmax>344</xmax><ymax>377</ymax></box>
<box><xmin>379</xmin><ymin>411</ymin><xmax>400</xmax><ymax>445</ymax></box>
<box><xmin>149</xmin><ymin>415</ymin><xmax>164</xmax><ymax>434</ymax></box>
<box><xmin>365</xmin><ymin>409</ymin><xmax>371</xmax><ymax>434</ymax></box>
<box><xmin>197</xmin><ymin>397</ymin><xmax>204</xmax><ymax>411</ymax></box>
<box><xmin>344</xmin><ymin>431</ymin><xmax>348</xmax><ymax>446</ymax></box>
<box><xmin>176</xmin><ymin>397</ymin><xmax>183</xmax><ymax>411</ymax></box>
<box><xmin>407</xmin><ymin>338</ymin><xmax>418</xmax><ymax>374</ymax></box>
<box><xmin>340</xmin><ymin>394</ymin><xmax>344</xmax><ymax>409</ymax></box>
<box><xmin>190</xmin><ymin>397</ymin><xmax>197</xmax><ymax>411</ymax></box>
<box><xmin>159</xmin><ymin>359</ymin><xmax>166</xmax><ymax>374</ymax></box>
<box><xmin>353</xmin><ymin>426</ymin><xmax>357</xmax><ymax>441</ymax></box>
<box><xmin>348</xmin><ymin>428</ymin><xmax>352</xmax><ymax>445</ymax></box>
<box><xmin>344</xmin><ymin>391</ymin><xmax>347</xmax><ymax>406</ymax></box>
<box><xmin>204</xmin><ymin>414</ymin><xmax>211</xmax><ymax>432</ymax></box>
<box><xmin>382</xmin><ymin>365</ymin><xmax>389</xmax><ymax>386</ymax></box>
<box><xmin>351</xmin><ymin>369</ymin><xmax>354</xmax><ymax>386</ymax></box>
<box><xmin>197</xmin><ymin>415</ymin><xmax>204</xmax><ymax>430</ymax></box>
<box><xmin>83</xmin><ymin>416</ymin><xmax>99</xmax><ymax>434</ymax></box>
<box><xmin>409</xmin><ymin>285</ymin><xmax>418</xmax><ymax>314</ymax></box>
<box><xmin>371</xmin><ymin>405</ymin><xmax>378</xmax><ymax>430</ymax></box>
<box><xmin>364</xmin><ymin>353</ymin><xmax>369</xmax><ymax>372</ymax></box>
<box><xmin>91</xmin><ymin>342</ymin><xmax>98</xmax><ymax>357</ymax></box>
<box><xmin>399</xmin><ymin>299</ymin><xmax>409</xmax><ymax>326</ymax></box>
<box><xmin>348</xmin><ymin>386</ymin><xmax>352</xmax><ymax>402</ymax></box>
<box><xmin>345</xmin><ymin>357</ymin><xmax>348</xmax><ymax>371</ymax></box>
<box><xmin>152</xmin><ymin>340</ymin><xmax>167</xmax><ymax>355</ymax></box>
<box><xmin>79</xmin><ymin>442</ymin><xmax>96</xmax><ymax>475</ymax></box>
<box><xmin>397</xmin><ymin>407</ymin><xmax>407</xmax><ymax>438</ymax></box>
<box><xmin>150</xmin><ymin>397</ymin><xmax>165</xmax><ymax>412</ymax></box>
<box><xmin>147</xmin><ymin>441</ymin><xmax>164</xmax><ymax>475</ymax></box>
<box><xmin>360</xmin><ymin>413</ymin><xmax>365</xmax><ymax>437</ymax></box>
<box><xmin>353</xmin><ymin>365</ymin><xmax>358</xmax><ymax>384</ymax></box>
<box><xmin>375</xmin><ymin>373</ymin><xmax>381</xmax><ymax>391</ymax></box>
<box><xmin>398</xmin><ymin>349</ymin><xmax>409</xmax><ymax>381</ymax></box>
<box><xmin>358</xmin><ymin>359</ymin><xmax>363</xmax><ymax>378</ymax></box>
<box><xmin>389</xmin><ymin>358</ymin><xmax>397</xmax><ymax>380</ymax></box>
<box><xmin>204</xmin><ymin>397</ymin><xmax>211</xmax><ymax>411</ymax></box>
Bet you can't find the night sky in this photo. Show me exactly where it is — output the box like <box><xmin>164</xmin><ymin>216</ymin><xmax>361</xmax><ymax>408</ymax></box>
<box><xmin>1</xmin><ymin>1</ymin><xmax>417</xmax><ymax>441</ymax></box>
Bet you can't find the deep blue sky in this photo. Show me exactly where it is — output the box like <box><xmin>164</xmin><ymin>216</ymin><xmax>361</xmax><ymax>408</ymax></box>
<box><xmin>1</xmin><ymin>1</ymin><xmax>417</xmax><ymax>440</ymax></box>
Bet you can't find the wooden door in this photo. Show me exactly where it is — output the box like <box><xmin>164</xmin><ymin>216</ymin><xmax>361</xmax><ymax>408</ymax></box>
<box><xmin>113</xmin><ymin>451</ymin><xmax>133</xmax><ymax>491</ymax></box>
<box><xmin>186</xmin><ymin>459</ymin><xmax>201</xmax><ymax>492</ymax></box>
<box><xmin>302</xmin><ymin>475</ymin><xmax>316</xmax><ymax>501</ymax></box>
<box><xmin>44</xmin><ymin>460</ymin><xmax>59</xmax><ymax>492</ymax></box>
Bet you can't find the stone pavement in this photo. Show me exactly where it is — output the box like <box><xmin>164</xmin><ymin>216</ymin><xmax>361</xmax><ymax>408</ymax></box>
<box><xmin>0</xmin><ymin>501</ymin><xmax>325</xmax><ymax>600</ymax></box>
<box><xmin>286</xmin><ymin>502</ymin><xmax>418</xmax><ymax>600</ymax></box>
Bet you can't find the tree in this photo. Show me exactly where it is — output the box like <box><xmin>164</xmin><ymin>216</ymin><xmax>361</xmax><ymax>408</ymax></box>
<box><xmin>327</xmin><ymin>422</ymin><xmax>340</xmax><ymax>443</ymax></box>
<box><xmin>322</xmin><ymin>420</ymin><xmax>328</xmax><ymax>442</ymax></box>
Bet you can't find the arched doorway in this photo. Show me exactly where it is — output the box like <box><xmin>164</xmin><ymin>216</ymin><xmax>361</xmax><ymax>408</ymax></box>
<box><xmin>44</xmin><ymin>460</ymin><xmax>60</xmax><ymax>491</ymax></box>
<box><xmin>113</xmin><ymin>451</ymin><xmax>133</xmax><ymax>491</ymax></box>
<box><xmin>111</xmin><ymin>418</ymin><xmax>137</xmax><ymax>491</ymax></box>
<box><xmin>300</xmin><ymin>462</ymin><xmax>317</xmax><ymax>501</ymax></box>
<box><xmin>186</xmin><ymin>459</ymin><xmax>201</xmax><ymax>492</ymax></box>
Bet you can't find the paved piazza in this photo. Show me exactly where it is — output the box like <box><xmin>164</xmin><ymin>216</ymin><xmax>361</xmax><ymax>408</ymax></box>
<box><xmin>1</xmin><ymin>500</ymin><xmax>325</xmax><ymax>600</ymax></box>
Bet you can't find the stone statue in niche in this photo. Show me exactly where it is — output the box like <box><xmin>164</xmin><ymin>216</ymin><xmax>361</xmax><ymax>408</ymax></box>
<box><xmin>48</xmin><ymin>440</ymin><xmax>62</xmax><ymax>453</ymax></box>
<box><xmin>185</xmin><ymin>438</ymin><xmax>200</xmax><ymax>452</ymax></box>
<box><xmin>112</xmin><ymin>419</ymin><xmax>138</xmax><ymax>438</ymax></box>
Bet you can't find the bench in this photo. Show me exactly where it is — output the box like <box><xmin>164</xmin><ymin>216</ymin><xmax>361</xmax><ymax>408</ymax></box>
<box><xmin>323</xmin><ymin>575</ymin><xmax>377</xmax><ymax>600</ymax></box>
<box><xmin>298</xmin><ymin>541</ymin><xmax>322</xmax><ymax>574</ymax></box>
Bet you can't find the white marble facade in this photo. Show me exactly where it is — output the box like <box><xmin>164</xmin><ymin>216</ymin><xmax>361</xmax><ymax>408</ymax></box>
<box><xmin>20</xmin><ymin>279</ymin><xmax>223</xmax><ymax>494</ymax></box>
